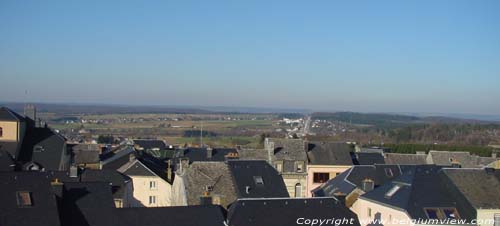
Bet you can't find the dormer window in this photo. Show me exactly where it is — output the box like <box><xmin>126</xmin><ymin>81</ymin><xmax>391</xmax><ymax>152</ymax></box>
<box><xmin>17</xmin><ymin>191</ymin><xmax>33</xmax><ymax>207</ymax></box>
<box><xmin>296</xmin><ymin>161</ymin><xmax>304</xmax><ymax>173</ymax></box>
<box><xmin>254</xmin><ymin>176</ymin><xmax>264</xmax><ymax>185</ymax></box>
<box><xmin>33</xmin><ymin>145</ymin><xmax>44</xmax><ymax>152</ymax></box>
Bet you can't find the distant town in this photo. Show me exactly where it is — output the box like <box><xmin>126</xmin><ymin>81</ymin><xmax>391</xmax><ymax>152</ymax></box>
<box><xmin>0</xmin><ymin>104</ymin><xmax>499</xmax><ymax>226</ymax></box>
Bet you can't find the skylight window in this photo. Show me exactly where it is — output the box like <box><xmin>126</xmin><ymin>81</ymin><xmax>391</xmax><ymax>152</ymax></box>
<box><xmin>443</xmin><ymin>208</ymin><xmax>460</xmax><ymax>219</ymax></box>
<box><xmin>384</xmin><ymin>184</ymin><xmax>401</xmax><ymax>198</ymax></box>
<box><xmin>254</xmin><ymin>176</ymin><xmax>264</xmax><ymax>185</ymax></box>
<box><xmin>425</xmin><ymin>208</ymin><xmax>439</xmax><ymax>219</ymax></box>
<box><xmin>17</xmin><ymin>191</ymin><xmax>33</xmax><ymax>207</ymax></box>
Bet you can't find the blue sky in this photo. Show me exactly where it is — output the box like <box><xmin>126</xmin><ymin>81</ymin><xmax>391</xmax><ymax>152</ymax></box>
<box><xmin>1</xmin><ymin>0</ymin><xmax>499</xmax><ymax>114</ymax></box>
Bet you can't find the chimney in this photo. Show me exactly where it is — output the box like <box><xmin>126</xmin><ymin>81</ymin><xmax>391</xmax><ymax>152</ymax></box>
<box><xmin>361</xmin><ymin>178</ymin><xmax>374</xmax><ymax>192</ymax></box>
<box><xmin>492</xmin><ymin>151</ymin><xmax>498</xmax><ymax>159</ymax></box>
<box><xmin>129</xmin><ymin>153</ymin><xmax>136</xmax><ymax>162</ymax></box>
<box><xmin>166</xmin><ymin>160</ymin><xmax>172</xmax><ymax>181</ymax></box>
<box><xmin>206</xmin><ymin>147</ymin><xmax>213</xmax><ymax>159</ymax></box>
<box><xmin>69</xmin><ymin>166</ymin><xmax>78</xmax><ymax>178</ymax></box>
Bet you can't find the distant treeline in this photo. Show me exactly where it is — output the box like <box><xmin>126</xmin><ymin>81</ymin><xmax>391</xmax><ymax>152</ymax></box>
<box><xmin>183</xmin><ymin>130</ymin><xmax>217</xmax><ymax>137</ymax></box>
<box><xmin>278</xmin><ymin>113</ymin><xmax>304</xmax><ymax>119</ymax></box>
<box><xmin>312</xmin><ymin>112</ymin><xmax>420</xmax><ymax>128</ymax></box>
<box><xmin>381</xmin><ymin>143</ymin><xmax>495</xmax><ymax>157</ymax></box>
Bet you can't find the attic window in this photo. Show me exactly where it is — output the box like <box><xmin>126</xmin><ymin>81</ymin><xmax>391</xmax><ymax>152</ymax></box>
<box><xmin>384</xmin><ymin>168</ymin><xmax>394</xmax><ymax>177</ymax></box>
<box><xmin>17</xmin><ymin>191</ymin><xmax>33</xmax><ymax>207</ymax></box>
<box><xmin>254</xmin><ymin>176</ymin><xmax>264</xmax><ymax>185</ymax></box>
<box><xmin>424</xmin><ymin>208</ymin><xmax>460</xmax><ymax>220</ymax></box>
<box><xmin>0</xmin><ymin>127</ymin><xmax>3</xmax><ymax>137</ymax></box>
<box><xmin>384</xmin><ymin>184</ymin><xmax>402</xmax><ymax>198</ymax></box>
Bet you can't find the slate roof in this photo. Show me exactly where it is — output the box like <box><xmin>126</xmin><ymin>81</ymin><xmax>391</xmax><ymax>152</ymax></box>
<box><xmin>307</xmin><ymin>142</ymin><xmax>354</xmax><ymax>165</ymax></box>
<box><xmin>137</xmin><ymin>152</ymin><xmax>171</xmax><ymax>183</ymax></box>
<box><xmin>0</xmin><ymin>150</ymin><xmax>15</xmax><ymax>171</ymax></box>
<box><xmin>60</xmin><ymin>182</ymin><xmax>116</xmax><ymax>226</ymax></box>
<box><xmin>73</xmin><ymin>148</ymin><xmax>100</xmax><ymax>164</ymax></box>
<box><xmin>117</xmin><ymin>159</ymin><xmax>156</xmax><ymax>177</ymax></box>
<box><xmin>227</xmin><ymin>198</ymin><xmax>360</xmax><ymax>226</ymax></box>
<box><xmin>443</xmin><ymin>168</ymin><xmax>500</xmax><ymax>209</ymax></box>
<box><xmin>353</xmin><ymin>152</ymin><xmax>385</xmax><ymax>165</ymax></box>
<box><xmin>0</xmin><ymin>107</ymin><xmax>25</xmax><ymax>122</ymax></box>
<box><xmin>173</xmin><ymin>147</ymin><xmax>239</xmax><ymax>163</ymax></box>
<box><xmin>0</xmin><ymin>172</ymin><xmax>61</xmax><ymax>226</ymax></box>
<box><xmin>181</xmin><ymin>161</ymin><xmax>238</xmax><ymax>208</ymax></box>
<box><xmin>227</xmin><ymin>160</ymin><xmax>289</xmax><ymax>198</ymax></box>
<box><xmin>312</xmin><ymin>165</ymin><xmax>405</xmax><ymax>196</ymax></box>
<box><xmin>0</xmin><ymin>141</ymin><xmax>20</xmax><ymax>159</ymax></box>
<box><xmin>237</xmin><ymin>149</ymin><xmax>269</xmax><ymax>160</ymax></box>
<box><xmin>18</xmin><ymin>127</ymin><xmax>67</xmax><ymax>170</ymax></box>
<box><xmin>427</xmin><ymin>151</ymin><xmax>477</xmax><ymax>168</ymax></box>
<box><xmin>384</xmin><ymin>153</ymin><xmax>428</xmax><ymax>165</ymax></box>
<box><xmin>100</xmin><ymin>145</ymin><xmax>136</xmax><ymax>170</ymax></box>
<box><xmin>266</xmin><ymin>138</ymin><xmax>308</xmax><ymax>174</ymax></box>
<box><xmin>267</xmin><ymin>138</ymin><xmax>307</xmax><ymax>161</ymax></box>
<box><xmin>360</xmin><ymin>165</ymin><xmax>475</xmax><ymax>223</ymax></box>
<box><xmin>80</xmin><ymin>205</ymin><xmax>226</xmax><ymax>226</ymax></box>
<box><xmin>133</xmin><ymin>139</ymin><xmax>167</xmax><ymax>150</ymax></box>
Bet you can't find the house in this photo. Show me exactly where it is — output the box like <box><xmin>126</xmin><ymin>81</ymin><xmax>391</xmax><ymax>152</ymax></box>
<box><xmin>171</xmin><ymin>160</ymin><xmax>288</xmax><ymax>208</ymax></box>
<box><xmin>172</xmin><ymin>147</ymin><xmax>239</xmax><ymax>164</ymax></box>
<box><xmin>442</xmin><ymin>168</ymin><xmax>500</xmax><ymax>226</ymax></box>
<box><xmin>117</xmin><ymin>155</ymin><xmax>172</xmax><ymax>207</ymax></box>
<box><xmin>351</xmin><ymin>165</ymin><xmax>474</xmax><ymax>226</ymax></box>
<box><xmin>71</xmin><ymin>143</ymin><xmax>101</xmax><ymax>169</ymax></box>
<box><xmin>227</xmin><ymin>197</ymin><xmax>360</xmax><ymax>226</ymax></box>
<box><xmin>306</xmin><ymin>141</ymin><xmax>354</xmax><ymax>197</ymax></box>
<box><xmin>312</xmin><ymin>164</ymin><xmax>406</xmax><ymax>207</ymax></box>
<box><xmin>265</xmin><ymin>138</ymin><xmax>308</xmax><ymax>197</ymax></box>
<box><xmin>0</xmin><ymin>106</ymin><xmax>70</xmax><ymax>171</ymax></box>
<box><xmin>0</xmin><ymin>172</ymin><xmax>61</xmax><ymax>226</ymax></box>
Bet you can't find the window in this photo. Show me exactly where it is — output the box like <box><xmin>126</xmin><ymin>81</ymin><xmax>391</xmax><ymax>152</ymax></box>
<box><xmin>17</xmin><ymin>191</ymin><xmax>33</xmax><ymax>207</ymax></box>
<box><xmin>494</xmin><ymin>214</ymin><xmax>500</xmax><ymax>226</ymax></box>
<box><xmin>275</xmin><ymin>162</ymin><xmax>283</xmax><ymax>173</ymax></box>
<box><xmin>254</xmin><ymin>176</ymin><xmax>264</xmax><ymax>185</ymax></box>
<box><xmin>385</xmin><ymin>184</ymin><xmax>402</xmax><ymax>198</ymax></box>
<box><xmin>294</xmin><ymin>183</ymin><xmax>302</xmax><ymax>198</ymax></box>
<box><xmin>368</xmin><ymin>208</ymin><xmax>372</xmax><ymax>217</ymax></box>
<box><xmin>424</xmin><ymin>208</ymin><xmax>440</xmax><ymax>219</ymax></box>
<box><xmin>149</xmin><ymin>181</ymin><xmax>157</xmax><ymax>190</ymax></box>
<box><xmin>0</xmin><ymin>127</ymin><xmax>3</xmax><ymax>137</ymax></box>
<box><xmin>148</xmin><ymin>196</ymin><xmax>156</xmax><ymax>205</ymax></box>
<box><xmin>313</xmin><ymin>173</ymin><xmax>330</xmax><ymax>183</ymax></box>
<box><xmin>296</xmin><ymin>162</ymin><xmax>304</xmax><ymax>173</ymax></box>
<box><xmin>384</xmin><ymin>168</ymin><xmax>394</xmax><ymax>177</ymax></box>
<box><xmin>443</xmin><ymin>208</ymin><xmax>460</xmax><ymax>219</ymax></box>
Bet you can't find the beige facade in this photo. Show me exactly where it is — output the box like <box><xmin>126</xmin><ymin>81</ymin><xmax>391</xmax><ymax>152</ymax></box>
<box><xmin>306</xmin><ymin>165</ymin><xmax>351</xmax><ymax>197</ymax></box>
<box><xmin>282</xmin><ymin>174</ymin><xmax>307</xmax><ymax>198</ymax></box>
<box><xmin>352</xmin><ymin>198</ymin><xmax>414</xmax><ymax>226</ymax></box>
<box><xmin>0</xmin><ymin>120</ymin><xmax>25</xmax><ymax>142</ymax></box>
<box><xmin>476</xmin><ymin>210</ymin><xmax>500</xmax><ymax>226</ymax></box>
<box><xmin>127</xmin><ymin>175</ymin><xmax>172</xmax><ymax>207</ymax></box>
